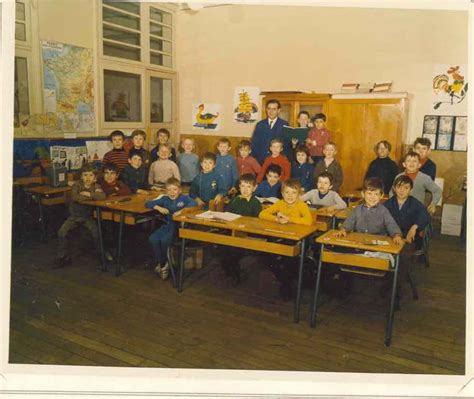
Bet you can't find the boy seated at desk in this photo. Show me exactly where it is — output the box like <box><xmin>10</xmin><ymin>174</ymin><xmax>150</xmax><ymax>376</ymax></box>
<box><xmin>223</xmin><ymin>174</ymin><xmax>263</xmax><ymax>286</ymax></box>
<box><xmin>301</xmin><ymin>172</ymin><xmax>347</xmax><ymax>212</ymax></box>
<box><xmin>148</xmin><ymin>144</ymin><xmax>181</xmax><ymax>188</ymax></box>
<box><xmin>259</xmin><ymin>179</ymin><xmax>313</xmax><ymax>300</ymax></box>
<box><xmin>102</xmin><ymin>130</ymin><xmax>129</xmax><ymax>173</ymax></box>
<box><xmin>54</xmin><ymin>164</ymin><xmax>106</xmax><ymax>269</ymax></box>
<box><xmin>145</xmin><ymin>178</ymin><xmax>197</xmax><ymax>280</ymax></box>
<box><xmin>189</xmin><ymin>152</ymin><xmax>227</xmax><ymax>209</ymax></box>
<box><xmin>254</xmin><ymin>164</ymin><xmax>283</xmax><ymax>200</ymax></box>
<box><xmin>121</xmin><ymin>149</ymin><xmax>153</xmax><ymax>194</ymax></box>
<box><xmin>100</xmin><ymin>163</ymin><xmax>131</xmax><ymax>197</ymax></box>
<box><xmin>392</xmin><ymin>151</ymin><xmax>441</xmax><ymax>215</ymax></box>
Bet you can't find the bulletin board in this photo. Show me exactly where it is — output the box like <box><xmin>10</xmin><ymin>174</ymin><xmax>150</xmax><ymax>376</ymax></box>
<box><xmin>422</xmin><ymin>115</ymin><xmax>467</xmax><ymax>152</ymax></box>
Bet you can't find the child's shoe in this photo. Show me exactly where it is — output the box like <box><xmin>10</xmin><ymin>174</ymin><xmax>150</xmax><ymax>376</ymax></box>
<box><xmin>160</xmin><ymin>263</ymin><xmax>170</xmax><ymax>280</ymax></box>
<box><xmin>104</xmin><ymin>251</ymin><xmax>114</xmax><ymax>262</ymax></box>
<box><xmin>154</xmin><ymin>263</ymin><xmax>162</xmax><ymax>275</ymax></box>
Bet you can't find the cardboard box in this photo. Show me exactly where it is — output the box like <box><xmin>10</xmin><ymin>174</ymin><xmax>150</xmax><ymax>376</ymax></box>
<box><xmin>441</xmin><ymin>204</ymin><xmax>463</xmax><ymax>225</ymax></box>
<box><xmin>441</xmin><ymin>223</ymin><xmax>461</xmax><ymax>236</ymax></box>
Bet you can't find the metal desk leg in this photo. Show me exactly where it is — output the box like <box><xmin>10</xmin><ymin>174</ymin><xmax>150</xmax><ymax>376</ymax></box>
<box><xmin>116</xmin><ymin>210</ymin><xmax>125</xmax><ymax>277</ymax></box>
<box><xmin>294</xmin><ymin>238</ymin><xmax>306</xmax><ymax>323</ymax></box>
<box><xmin>385</xmin><ymin>255</ymin><xmax>400</xmax><ymax>347</ymax></box>
<box><xmin>331</xmin><ymin>216</ymin><xmax>336</xmax><ymax>230</ymax></box>
<box><xmin>310</xmin><ymin>244</ymin><xmax>324</xmax><ymax>328</ymax></box>
<box><xmin>178</xmin><ymin>236</ymin><xmax>186</xmax><ymax>293</ymax></box>
<box><xmin>36</xmin><ymin>195</ymin><xmax>47</xmax><ymax>240</ymax></box>
<box><xmin>96</xmin><ymin>206</ymin><xmax>107</xmax><ymax>272</ymax></box>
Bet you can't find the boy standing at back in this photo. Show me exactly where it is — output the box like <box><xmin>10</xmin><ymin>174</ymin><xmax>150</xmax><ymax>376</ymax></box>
<box><xmin>148</xmin><ymin>144</ymin><xmax>180</xmax><ymax>187</ymax></box>
<box><xmin>257</xmin><ymin>138</ymin><xmax>291</xmax><ymax>183</ymax></box>
<box><xmin>414</xmin><ymin>137</ymin><xmax>436</xmax><ymax>180</ymax></box>
<box><xmin>215</xmin><ymin>138</ymin><xmax>239</xmax><ymax>195</ymax></box>
<box><xmin>55</xmin><ymin>164</ymin><xmax>106</xmax><ymax>268</ymax></box>
<box><xmin>150</xmin><ymin>128</ymin><xmax>177</xmax><ymax>163</ymax></box>
<box><xmin>236</xmin><ymin>139</ymin><xmax>261</xmax><ymax>177</ymax></box>
<box><xmin>129</xmin><ymin>129</ymin><xmax>151</xmax><ymax>169</ymax></box>
<box><xmin>306</xmin><ymin>113</ymin><xmax>331</xmax><ymax>164</ymax></box>
<box><xmin>102</xmin><ymin>130</ymin><xmax>129</xmax><ymax>173</ymax></box>
<box><xmin>177</xmin><ymin>137</ymin><xmax>200</xmax><ymax>186</ymax></box>
<box><xmin>314</xmin><ymin>142</ymin><xmax>344</xmax><ymax>193</ymax></box>
<box><xmin>190</xmin><ymin>152</ymin><xmax>227</xmax><ymax>208</ymax></box>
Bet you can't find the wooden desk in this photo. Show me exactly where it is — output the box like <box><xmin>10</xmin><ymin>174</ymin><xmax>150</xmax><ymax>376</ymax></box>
<box><xmin>310</xmin><ymin>229</ymin><xmax>404</xmax><ymax>346</ymax></box>
<box><xmin>173</xmin><ymin>210</ymin><xmax>325</xmax><ymax>323</ymax></box>
<box><xmin>83</xmin><ymin>191</ymin><xmax>162</xmax><ymax>276</ymax></box>
<box><xmin>24</xmin><ymin>185</ymin><xmax>72</xmax><ymax>239</ymax></box>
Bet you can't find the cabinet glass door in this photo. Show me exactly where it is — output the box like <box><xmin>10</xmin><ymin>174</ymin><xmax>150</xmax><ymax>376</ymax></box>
<box><xmin>300</xmin><ymin>104</ymin><xmax>323</xmax><ymax>120</ymax></box>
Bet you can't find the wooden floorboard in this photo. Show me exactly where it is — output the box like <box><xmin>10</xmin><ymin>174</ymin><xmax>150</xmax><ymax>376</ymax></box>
<box><xmin>8</xmin><ymin>231</ymin><xmax>466</xmax><ymax>374</ymax></box>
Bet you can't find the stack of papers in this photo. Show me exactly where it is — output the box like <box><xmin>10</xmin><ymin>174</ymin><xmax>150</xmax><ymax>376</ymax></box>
<box><xmin>195</xmin><ymin>211</ymin><xmax>241</xmax><ymax>221</ymax></box>
<box><xmin>256</xmin><ymin>197</ymin><xmax>279</xmax><ymax>204</ymax></box>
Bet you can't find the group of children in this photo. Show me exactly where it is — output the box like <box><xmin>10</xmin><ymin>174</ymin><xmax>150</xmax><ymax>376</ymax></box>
<box><xmin>53</xmin><ymin>116</ymin><xmax>442</xmax><ymax>303</ymax></box>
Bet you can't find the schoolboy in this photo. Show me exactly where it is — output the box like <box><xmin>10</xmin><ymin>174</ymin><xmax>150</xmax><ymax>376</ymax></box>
<box><xmin>393</xmin><ymin>151</ymin><xmax>441</xmax><ymax>215</ymax></box>
<box><xmin>254</xmin><ymin>164</ymin><xmax>282</xmax><ymax>199</ymax></box>
<box><xmin>285</xmin><ymin>111</ymin><xmax>312</xmax><ymax>161</ymax></box>
<box><xmin>177</xmin><ymin>137</ymin><xmax>200</xmax><ymax>185</ymax></box>
<box><xmin>55</xmin><ymin>164</ymin><xmax>106</xmax><ymax>268</ymax></box>
<box><xmin>150</xmin><ymin>128</ymin><xmax>177</xmax><ymax>163</ymax></box>
<box><xmin>291</xmin><ymin>145</ymin><xmax>314</xmax><ymax>193</ymax></box>
<box><xmin>256</xmin><ymin>138</ymin><xmax>291</xmax><ymax>183</ymax></box>
<box><xmin>120</xmin><ymin>149</ymin><xmax>153</xmax><ymax>194</ymax></box>
<box><xmin>236</xmin><ymin>139</ymin><xmax>261</xmax><ymax>177</ymax></box>
<box><xmin>100</xmin><ymin>163</ymin><xmax>131</xmax><ymax>196</ymax></box>
<box><xmin>414</xmin><ymin>137</ymin><xmax>436</xmax><ymax>180</ymax></box>
<box><xmin>189</xmin><ymin>152</ymin><xmax>227</xmax><ymax>208</ymax></box>
<box><xmin>259</xmin><ymin>179</ymin><xmax>313</xmax><ymax>299</ymax></box>
<box><xmin>129</xmin><ymin>129</ymin><xmax>151</xmax><ymax>168</ymax></box>
<box><xmin>306</xmin><ymin>113</ymin><xmax>331</xmax><ymax>164</ymax></box>
<box><xmin>102</xmin><ymin>130</ymin><xmax>129</xmax><ymax>173</ymax></box>
<box><xmin>224</xmin><ymin>174</ymin><xmax>263</xmax><ymax>285</ymax></box>
<box><xmin>365</xmin><ymin>140</ymin><xmax>399</xmax><ymax>195</ymax></box>
<box><xmin>148</xmin><ymin>144</ymin><xmax>180</xmax><ymax>187</ymax></box>
<box><xmin>145</xmin><ymin>178</ymin><xmax>197</xmax><ymax>280</ymax></box>
<box><xmin>215</xmin><ymin>137</ymin><xmax>239</xmax><ymax>194</ymax></box>
<box><xmin>314</xmin><ymin>142</ymin><xmax>343</xmax><ymax>193</ymax></box>
<box><xmin>302</xmin><ymin>172</ymin><xmax>347</xmax><ymax>211</ymax></box>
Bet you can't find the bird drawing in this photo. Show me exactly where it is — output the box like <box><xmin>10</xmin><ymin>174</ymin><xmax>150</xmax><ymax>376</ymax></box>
<box><xmin>195</xmin><ymin>104</ymin><xmax>219</xmax><ymax>125</ymax></box>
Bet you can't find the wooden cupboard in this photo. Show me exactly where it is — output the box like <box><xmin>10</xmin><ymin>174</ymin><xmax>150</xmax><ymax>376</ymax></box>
<box><xmin>261</xmin><ymin>92</ymin><xmax>409</xmax><ymax>195</ymax></box>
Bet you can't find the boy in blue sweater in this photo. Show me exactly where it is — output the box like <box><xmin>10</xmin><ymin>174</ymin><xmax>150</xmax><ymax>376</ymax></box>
<box><xmin>145</xmin><ymin>177</ymin><xmax>197</xmax><ymax>280</ymax></box>
<box><xmin>120</xmin><ymin>149</ymin><xmax>153</xmax><ymax>194</ymax></box>
<box><xmin>215</xmin><ymin>138</ymin><xmax>239</xmax><ymax>195</ymax></box>
<box><xmin>190</xmin><ymin>152</ymin><xmax>227</xmax><ymax>208</ymax></box>
<box><xmin>291</xmin><ymin>145</ymin><xmax>314</xmax><ymax>193</ymax></box>
<box><xmin>254</xmin><ymin>164</ymin><xmax>282</xmax><ymax>199</ymax></box>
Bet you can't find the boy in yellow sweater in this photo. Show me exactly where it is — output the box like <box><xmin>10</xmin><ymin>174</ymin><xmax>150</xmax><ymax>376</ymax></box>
<box><xmin>259</xmin><ymin>179</ymin><xmax>313</xmax><ymax>299</ymax></box>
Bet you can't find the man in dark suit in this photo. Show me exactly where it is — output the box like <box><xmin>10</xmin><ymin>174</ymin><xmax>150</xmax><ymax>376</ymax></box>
<box><xmin>251</xmin><ymin>99</ymin><xmax>288</xmax><ymax>165</ymax></box>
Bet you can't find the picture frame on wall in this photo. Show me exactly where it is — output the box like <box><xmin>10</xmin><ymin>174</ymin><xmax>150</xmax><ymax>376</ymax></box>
<box><xmin>455</xmin><ymin>116</ymin><xmax>467</xmax><ymax>135</ymax></box>
<box><xmin>422</xmin><ymin>115</ymin><xmax>439</xmax><ymax>135</ymax></box>
<box><xmin>422</xmin><ymin>114</ymin><xmax>467</xmax><ymax>152</ymax></box>
<box><xmin>438</xmin><ymin>116</ymin><xmax>455</xmax><ymax>135</ymax></box>
<box><xmin>436</xmin><ymin>134</ymin><xmax>452</xmax><ymax>151</ymax></box>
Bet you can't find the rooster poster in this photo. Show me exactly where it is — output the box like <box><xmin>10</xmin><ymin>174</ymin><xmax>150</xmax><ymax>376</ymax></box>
<box><xmin>432</xmin><ymin>64</ymin><xmax>468</xmax><ymax>112</ymax></box>
<box><xmin>192</xmin><ymin>103</ymin><xmax>222</xmax><ymax>131</ymax></box>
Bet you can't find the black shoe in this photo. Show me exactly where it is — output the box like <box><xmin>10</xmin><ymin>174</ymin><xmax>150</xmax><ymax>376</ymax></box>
<box><xmin>53</xmin><ymin>256</ymin><xmax>72</xmax><ymax>269</ymax></box>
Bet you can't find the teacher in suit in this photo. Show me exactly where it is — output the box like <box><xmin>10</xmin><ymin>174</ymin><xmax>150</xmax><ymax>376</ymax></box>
<box><xmin>251</xmin><ymin>99</ymin><xmax>288</xmax><ymax>165</ymax></box>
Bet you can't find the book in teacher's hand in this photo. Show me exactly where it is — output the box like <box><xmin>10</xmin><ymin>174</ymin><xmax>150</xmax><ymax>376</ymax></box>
<box><xmin>281</xmin><ymin>126</ymin><xmax>310</xmax><ymax>143</ymax></box>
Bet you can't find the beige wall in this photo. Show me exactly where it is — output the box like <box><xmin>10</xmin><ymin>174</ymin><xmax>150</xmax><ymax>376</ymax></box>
<box><xmin>176</xmin><ymin>5</ymin><xmax>468</xmax><ymax>143</ymax></box>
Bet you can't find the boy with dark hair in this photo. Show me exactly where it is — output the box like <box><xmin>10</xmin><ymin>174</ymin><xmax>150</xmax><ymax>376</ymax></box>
<box><xmin>145</xmin><ymin>178</ymin><xmax>197</xmax><ymax>280</ymax></box>
<box><xmin>256</xmin><ymin>138</ymin><xmax>291</xmax><ymax>183</ymax></box>
<box><xmin>254</xmin><ymin>164</ymin><xmax>282</xmax><ymax>199</ymax></box>
<box><xmin>414</xmin><ymin>137</ymin><xmax>436</xmax><ymax>180</ymax></box>
<box><xmin>215</xmin><ymin>137</ymin><xmax>239</xmax><ymax>194</ymax></box>
<box><xmin>236</xmin><ymin>139</ymin><xmax>261</xmax><ymax>177</ymax></box>
<box><xmin>100</xmin><ymin>163</ymin><xmax>131</xmax><ymax>196</ymax></box>
<box><xmin>130</xmin><ymin>129</ymin><xmax>151</xmax><ymax>168</ymax></box>
<box><xmin>365</xmin><ymin>140</ymin><xmax>399</xmax><ymax>195</ymax></box>
<box><xmin>102</xmin><ymin>130</ymin><xmax>129</xmax><ymax>173</ymax></box>
<box><xmin>302</xmin><ymin>172</ymin><xmax>346</xmax><ymax>211</ymax></box>
<box><xmin>150</xmin><ymin>128</ymin><xmax>177</xmax><ymax>163</ymax></box>
<box><xmin>189</xmin><ymin>152</ymin><xmax>227</xmax><ymax>208</ymax></box>
<box><xmin>306</xmin><ymin>112</ymin><xmax>331</xmax><ymax>164</ymax></box>
<box><xmin>54</xmin><ymin>164</ymin><xmax>106</xmax><ymax>268</ymax></box>
<box><xmin>291</xmin><ymin>145</ymin><xmax>314</xmax><ymax>192</ymax></box>
<box><xmin>224</xmin><ymin>173</ymin><xmax>263</xmax><ymax>285</ymax></box>
<box><xmin>393</xmin><ymin>151</ymin><xmax>441</xmax><ymax>215</ymax></box>
<box><xmin>120</xmin><ymin>149</ymin><xmax>153</xmax><ymax>194</ymax></box>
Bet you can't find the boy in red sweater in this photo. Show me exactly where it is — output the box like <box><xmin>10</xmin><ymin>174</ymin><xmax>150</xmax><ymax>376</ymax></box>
<box><xmin>306</xmin><ymin>113</ymin><xmax>331</xmax><ymax>164</ymax></box>
<box><xmin>257</xmin><ymin>138</ymin><xmax>290</xmax><ymax>183</ymax></box>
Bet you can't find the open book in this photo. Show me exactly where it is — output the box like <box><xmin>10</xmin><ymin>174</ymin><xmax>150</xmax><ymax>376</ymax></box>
<box><xmin>256</xmin><ymin>197</ymin><xmax>279</xmax><ymax>204</ymax></box>
<box><xmin>281</xmin><ymin>126</ymin><xmax>310</xmax><ymax>143</ymax></box>
<box><xmin>195</xmin><ymin>211</ymin><xmax>241</xmax><ymax>221</ymax></box>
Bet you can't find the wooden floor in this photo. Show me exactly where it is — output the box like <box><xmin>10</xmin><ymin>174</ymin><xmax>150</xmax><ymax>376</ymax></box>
<box><xmin>9</xmin><ymin>228</ymin><xmax>466</xmax><ymax>374</ymax></box>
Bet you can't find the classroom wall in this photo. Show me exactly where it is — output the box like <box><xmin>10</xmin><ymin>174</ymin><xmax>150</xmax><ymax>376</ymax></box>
<box><xmin>176</xmin><ymin>5</ymin><xmax>468</xmax><ymax>143</ymax></box>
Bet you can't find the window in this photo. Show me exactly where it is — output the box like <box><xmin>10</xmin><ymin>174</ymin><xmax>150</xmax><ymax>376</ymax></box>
<box><xmin>104</xmin><ymin>69</ymin><xmax>141</xmax><ymax>122</ymax></box>
<box><xmin>15</xmin><ymin>0</ymin><xmax>27</xmax><ymax>42</ymax></box>
<box><xmin>150</xmin><ymin>76</ymin><xmax>172</xmax><ymax>123</ymax></box>
<box><xmin>149</xmin><ymin>6</ymin><xmax>173</xmax><ymax>68</ymax></box>
<box><xmin>14</xmin><ymin>57</ymin><xmax>30</xmax><ymax>127</ymax></box>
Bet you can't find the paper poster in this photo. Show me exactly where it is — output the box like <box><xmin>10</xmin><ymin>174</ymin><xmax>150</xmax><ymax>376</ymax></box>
<box><xmin>233</xmin><ymin>87</ymin><xmax>260</xmax><ymax>123</ymax></box>
<box><xmin>192</xmin><ymin>103</ymin><xmax>222</xmax><ymax>130</ymax></box>
<box><xmin>50</xmin><ymin>145</ymin><xmax>88</xmax><ymax>170</ymax></box>
<box><xmin>432</xmin><ymin>64</ymin><xmax>468</xmax><ymax>112</ymax></box>
<box><xmin>85</xmin><ymin>140</ymin><xmax>113</xmax><ymax>161</ymax></box>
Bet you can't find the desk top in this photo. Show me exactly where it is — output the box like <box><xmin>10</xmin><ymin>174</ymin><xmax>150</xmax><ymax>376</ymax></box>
<box><xmin>174</xmin><ymin>209</ymin><xmax>323</xmax><ymax>241</ymax></box>
<box><xmin>82</xmin><ymin>191</ymin><xmax>160</xmax><ymax>214</ymax></box>
<box><xmin>316</xmin><ymin>229</ymin><xmax>404</xmax><ymax>254</ymax></box>
<box><xmin>14</xmin><ymin>176</ymin><xmax>45</xmax><ymax>186</ymax></box>
<box><xmin>25</xmin><ymin>185</ymin><xmax>72</xmax><ymax>195</ymax></box>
